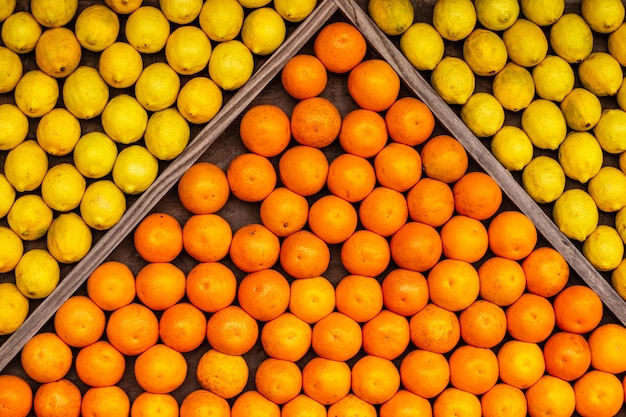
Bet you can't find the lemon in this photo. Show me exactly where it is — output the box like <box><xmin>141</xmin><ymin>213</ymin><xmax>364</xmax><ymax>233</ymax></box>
<box><xmin>238</xmin><ymin>0</ymin><xmax>271</xmax><ymax>7</ymax></box>
<box><xmin>31</xmin><ymin>0</ymin><xmax>77</xmax><ymax>28</ymax></box>
<box><xmin>15</xmin><ymin>249</ymin><xmax>60</xmax><ymax>299</ymax></box>
<box><xmin>611</xmin><ymin>259</ymin><xmax>626</xmax><ymax>299</ymax></box>
<box><xmin>462</xmin><ymin>28</ymin><xmax>508</xmax><ymax>76</ymax></box>
<box><xmin>430</xmin><ymin>56</ymin><xmax>475</xmax><ymax>105</ymax></box>
<box><xmin>432</xmin><ymin>0</ymin><xmax>476</xmax><ymax>41</ymax></box>
<box><xmin>63</xmin><ymin>66</ymin><xmax>109</xmax><ymax>119</ymax></box>
<box><xmin>1</xmin><ymin>11</ymin><xmax>42</xmax><ymax>54</ymax></box>
<box><xmin>177</xmin><ymin>77</ymin><xmax>223</xmax><ymax>124</ymax></box>
<box><xmin>14</xmin><ymin>69</ymin><xmax>59</xmax><ymax>118</ymax></box>
<box><xmin>400</xmin><ymin>22</ymin><xmax>444</xmax><ymax>71</ymax></box>
<box><xmin>502</xmin><ymin>19</ymin><xmax>548</xmax><ymax>67</ymax></box>
<box><xmin>41</xmin><ymin>163</ymin><xmax>86</xmax><ymax>212</ymax></box>
<box><xmin>0</xmin><ymin>0</ymin><xmax>15</xmax><ymax>21</ymax></box>
<box><xmin>47</xmin><ymin>212</ymin><xmax>93</xmax><ymax>264</ymax></box>
<box><xmin>35</xmin><ymin>27</ymin><xmax>82</xmax><ymax>78</ymax></box>
<box><xmin>594</xmin><ymin>109</ymin><xmax>626</xmax><ymax>154</ymax></box>
<box><xmin>531</xmin><ymin>55</ymin><xmax>575</xmax><ymax>102</ymax></box>
<box><xmin>474</xmin><ymin>0</ymin><xmax>519</xmax><ymax>30</ymax></box>
<box><xmin>165</xmin><ymin>26</ymin><xmax>212</xmax><ymax>75</ymax></box>
<box><xmin>7</xmin><ymin>194</ymin><xmax>53</xmax><ymax>241</ymax></box>
<box><xmin>520</xmin><ymin>0</ymin><xmax>564</xmax><ymax>26</ymax></box>
<box><xmin>135</xmin><ymin>62</ymin><xmax>180</xmax><ymax>112</ymax></box>
<box><xmin>0</xmin><ymin>174</ymin><xmax>16</xmax><ymax>218</ymax></box>
<box><xmin>0</xmin><ymin>283</ymin><xmax>29</xmax><ymax>335</ymax></box>
<box><xmin>208</xmin><ymin>40</ymin><xmax>254</xmax><ymax>91</ymax></box>
<box><xmin>621</xmin><ymin>151</ymin><xmax>626</xmax><ymax>174</ymax></box>
<box><xmin>36</xmin><ymin>108</ymin><xmax>82</xmax><ymax>156</ymax></box>
<box><xmin>0</xmin><ymin>103</ymin><xmax>28</xmax><ymax>151</ymax></box>
<box><xmin>104</xmin><ymin>0</ymin><xmax>143</xmax><ymax>14</ymax></box>
<box><xmin>99</xmin><ymin>42</ymin><xmax>144</xmax><ymax>89</ymax></box>
<box><xmin>199</xmin><ymin>0</ymin><xmax>244</xmax><ymax>42</ymax></box>
<box><xmin>144</xmin><ymin>108</ymin><xmax>190</xmax><ymax>160</ymax></box>
<box><xmin>578</xmin><ymin>52</ymin><xmax>623</xmax><ymax>97</ymax></box>
<box><xmin>618</xmin><ymin>78</ymin><xmax>626</xmax><ymax>112</ymax></box>
<box><xmin>492</xmin><ymin>62</ymin><xmax>535</xmax><ymax>112</ymax></box>
<box><xmin>557</xmin><ymin>131</ymin><xmax>603</xmax><ymax>183</ymax></box>
<box><xmin>522</xmin><ymin>156</ymin><xmax>566</xmax><ymax>204</ymax></box>
<box><xmin>4</xmin><ymin>140</ymin><xmax>48</xmax><ymax>192</ymax></box>
<box><xmin>159</xmin><ymin>0</ymin><xmax>203</xmax><ymax>24</ymax></box>
<box><xmin>73</xmin><ymin>132</ymin><xmax>119</xmax><ymax>179</ymax></box>
<box><xmin>521</xmin><ymin>99</ymin><xmax>567</xmax><ymax>150</ymax></box>
<box><xmin>112</xmin><ymin>145</ymin><xmax>159</xmax><ymax>195</ymax></box>
<box><xmin>125</xmin><ymin>6</ymin><xmax>170</xmax><ymax>54</ymax></box>
<box><xmin>274</xmin><ymin>0</ymin><xmax>317</xmax><ymax>22</ymax></box>
<box><xmin>608</xmin><ymin>23</ymin><xmax>626</xmax><ymax>66</ymax></box>
<box><xmin>241</xmin><ymin>7</ymin><xmax>286</xmax><ymax>56</ymax></box>
<box><xmin>0</xmin><ymin>46</ymin><xmax>23</xmax><ymax>93</ymax></box>
<box><xmin>80</xmin><ymin>180</ymin><xmax>127</xmax><ymax>230</ymax></box>
<box><xmin>368</xmin><ymin>0</ymin><xmax>414</xmax><ymax>36</ymax></box>
<box><xmin>491</xmin><ymin>126</ymin><xmax>534</xmax><ymax>171</ymax></box>
<box><xmin>552</xmin><ymin>188</ymin><xmax>599</xmax><ymax>242</ymax></box>
<box><xmin>559</xmin><ymin>88</ymin><xmax>602</xmax><ymax>133</ymax></box>
<box><xmin>616</xmin><ymin>207</ymin><xmax>626</xmax><ymax>242</ymax></box>
<box><xmin>581</xmin><ymin>0</ymin><xmax>625</xmax><ymax>34</ymax></box>
<box><xmin>101</xmin><ymin>94</ymin><xmax>148</xmax><ymax>144</ymax></box>
<box><xmin>550</xmin><ymin>13</ymin><xmax>593</xmax><ymax>64</ymax></box>
<box><xmin>460</xmin><ymin>92</ymin><xmax>505</xmax><ymax>138</ymax></box>
<box><xmin>0</xmin><ymin>226</ymin><xmax>23</xmax><ymax>273</ymax></box>
<box><xmin>588</xmin><ymin>166</ymin><xmax>626</xmax><ymax>213</ymax></box>
<box><xmin>583</xmin><ymin>225</ymin><xmax>624</xmax><ymax>272</ymax></box>
<box><xmin>74</xmin><ymin>4</ymin><xmax>120</xmax><ymax>52</ymax></box>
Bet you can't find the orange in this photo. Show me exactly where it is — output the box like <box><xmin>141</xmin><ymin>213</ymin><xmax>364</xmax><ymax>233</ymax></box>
<box><xmin>81</xmin><ymin>386</ymin><xmax>130</xmax><ymax>417</ymax></box>
<box><xmin>131</xmin><ymin>392</ymin><xmax>180</xmax><ymax>417</ymax></box>
<box><xmin>574</xmin><ymin>370</ymin><xmax>624</xmax><ymax>417</ymax></box>
<box><xmin>480</xmin><ymin>383</ymin><xmax>527</xmax><ymax>417</ymax></box>
<box><xmin>278</xmin><ymin>145</ymin><xmax>329</xmax><ymax>197</ymax></box>
<box><xmin>54</xmin><ymin>295</ymin><xmax>106</xmax><ymax>348</ymax></box>
<box><xmin>335</xmin><ymin>274</ymin><xmax>383</xmax><ymax>322</ymax></box>
<box><xmin>281</xmin><ymin>394</ymin><xmax>327</xmax><ymax>417</ymax></box>
<box><xmin>239</xmin><ymin>104</ymin><xmax>291</xmax><ymax>157</ymax></box>
<box><xmin>206</xmin><ymin>305</ymin><xmax>259</xmax><ymax>356</ymax></box>
<box><xmin>229</xmin><ymin>223</ymin><xmax>280</xmax><ymax>273</ymax></box>
<box><xmin>254</xmin><ymin>358</ymin><xmax>303</xmax><ymax>404</ymax></box>
<box><xmin>159</xmin><ymin>302</ymin><xmax>207</xmax><ymax>353</ymax></box>
<box><xmin>75</xmin><ymin>340</ymin><xmax>125</xmax><ymax>388</ymax></box>
<box><xmin>313</xmin><ymin>21</ymin><xmax>367</xmax><ymax>74</ymax></box>
<box><xmin>237</xmin><ymin>268</ymin><xmax>290</xmax><ymax>322</ymax></box>
<box><xmin>477</xmin><ymin>256</ymin><xmax>526</xmax><ymax>306</ymax></box>
<box><xmin>373</xmin><ymin>142</ymin><xmax>422</xmax><ymax>192</ymax></box>
<box><xmin>420</xmin><ymin>134</ymin><xmax>469</xmax><ymax>183</ymax></box>
<box><xmin>182</xmin><ymin>213</ymin><xmax>233</xmax><ymax>262</ymax></box>
<box><xmin>231</xmin><ymin>390</ymin><xmax>280</xmax><ymax>417</ymax></box>
<box><xmin>385</xmin><ymin>96</ymin><xmax>436</xmax><ymax>146</ymax></box>
<box><xmin>390</xmin><ymin>221</ymin><xmax>442</xmax><ymax>272</ymax></box>
<box><xmin>260</xmin><ymin>187</ymin><xmax>309</xmax><ymax>237</ymax></box>
<box><xmin>400</xmin><ymin>349</ymin><xmax>450</xmax><ymax>399</ymax></box>
<box><xmin>308</xmin><ymin>194</ymin><xmax>358</xmax><ymax>244</ymax></box>
<box><xmin>133</xmin><ymin>212</ymin><xmax>183</xmax><ymax>263</ymax></box>
<box><xmin>327</xmin><ymin>393</ymin><xmax>377</xmax><ymax>417</ymax></box>
<box><xmin>543</xmin><ymin>331</ymin><xmax>591</xmax><ymax>381</ymax></box>
<box><xmin>506</xmin><ymin>293</ymin><xmax>555</xmax><ymax>343</ymax></box>
<box><xmin>33</xmin><ymin>380</ymin><xmax>81</xmax><ymax>417</ymax></box>
<box><xmin>227</xmin><ymin>152</ymin><xmax>277</xmax><ymax>202</ymax></box>
<box><xmin>358</xmin><ymin>186</ymin><xmax>408</xmax><ymax>237</ymax></box>
<box><xmin>488</xmin><ymin>211</ymin><xmax>538</xmax><ymax>261</ymax></box>
<box><xmin>432</xmin><ymin>387</ymin><xmax>481</xmax><ymax>417</ymax></box>
<box><xmin>340</xmin><ymin>229</ymin><xmax>390</xmax><ymax>277</ymax></box>
<box><xmin>439</xmin><ymin>214</ymin><xmax>489</xmax><ymax>263</ymax></box>
<box><xmin>288</xmin><ymin>276</ymin><xmax>336</xmax><ymax>324</ymax></box>
<box><xmin>588</xmin><ymin>323</ymin><xmax>626</xmax><ymax>374</ymax></box>
<box><xmin>261</xmin><ymin>312</ymin><xmax>312</xmax><ymax>362</ymax></box>
<box><xmin>525</xmin><ymin>375</ymin><xmax>576</xmax><ymax>417</ymax></box>
<box><xmin>347</xmin><ymin>59</ymin><xmax>400</xmax><ymax>112</ymax></box>
<box><xmin>177</xmin><ymin>161</ymin><xmax>230</xmax><ymax>215</ymax></box>
<box><xmin>86</xmin><ymin>260</ymin><xmax>136</xmax><ymax>311</ymax></box>
<box><xmin>427</xmin><ymin>259</ymin><xmax>480</xmax><ymax>312</ymax></box>
<box><xmin>459</xmin><ymin>299</ymin><xmax>507</xmax><ymax>348</ymax></box>
<box><xmin>409</xmin><ymin>303</ymin><xmax>460</xmax><ymax>354</ymax></box>
<box><xmin>362</xmin><ymin>309</ymin><xmax>410</xmax><ymax>360</ymax></box>
<box><xmin>449</xmin><ymin>345</ymin><xmax>499</xmax><ymax>395</ymax></box>
<box><xmin>338</xmin><ymin>108</ymin><xmax>388</xmax><ymax>158</ymax></box>
<box><xmin>522</xmin><ymin>246</ymin><xmax>569</xmax><ymax>297</ymax></box>
<box><xmin>0</xmin><ymin>374</ymin><xmax>33</xmax><ymax>417</ymax></box>
<box><xmin>179</xmin><ymin>389</ymin><xmax>230</xmax><ymax>417</ymax></box>
<box><xmin>290</xmin><ymin>96</ymin><xmax>341</xmax><ymax>148</ymax></box>
<box><xmin>281</xmin><ymin>54</ymin><xmax>328</xmax><ymax>100</ymax></box>
<box><xmin>406</xmin><ymin>177</ymin><xmax>455</xmax><ymax>227</ymax></box>
<box><xmin>381</xmin><ymin>268</ymin><xmax>429</xmax><ymax>316</ymax></box>
<box><xmin>301</xmin><ymin>357</ymin><xmax>352</xmax><ymax>405</ymax></box>
<box><xmin>379</xmin><ymin>389</ymin><xmax>433</xmax><ymax>417</ymax></box>
<box><xmin>135</xmin><ymin>344</ymin><xmax>187</xmax><ymax>394</ymax></box>
<box><xmin>186</xmin><ymin>261</ymin><xmax>237</xmax><ymax>313</ymax></box>
<box><xmin>280</xmin><ymin>230</ymin><xmax>330</xmax><ymax>279</ymax></box>
<box><xmin>553</xmin><ymin>285</ymin><xmax>603</xmax><ymax>334</ymax></box>
<box><xmin>351</xmin><ymin>355</ymin><xmax>400</xmax><ymax>404</ymax></box>
<box><xmin>196</xmin><ymin>349</ymin><xmax>249</xmax><ymax>399</ymax></box>
<box><xmin>311</xmin><ymin>311</ymin><xmax>362</xmax><ymax>361</ymax></box>
<box><xmin>326</xmin><ymin>153</ymin><xmax>376</xmax><ymax>203</ymax></box>
<box><xmin>135</xmin><ymin>262</ymin><xmax>186</xmax><ymax>310</ymax></box>
<box><xmin>453</xmin><ymin>171</ymin><xmax>503</xmax><ymax>221</ymax></box>
<box><xmin>497</xmin><ymin>340</ymin><xmax>546</xmax><ymax>389</ymax></box>
<box><xmin>21</xmin><ymin>332</ymin><xmax>72</xmax><ymax>383</ymax></box>
<box><xmin>106</xmin><ymin>302</ymin><xmax>159</xmax><ymax>356</ymax></box>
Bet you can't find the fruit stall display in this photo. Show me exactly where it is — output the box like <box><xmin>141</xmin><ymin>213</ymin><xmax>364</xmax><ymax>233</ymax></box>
<box><xmin>2</xmin><ymin>0</ymin><xmax>626</xmax><ymax>416</ymax></box>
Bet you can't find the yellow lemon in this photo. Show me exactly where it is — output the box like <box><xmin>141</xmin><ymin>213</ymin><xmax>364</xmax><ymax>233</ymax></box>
<box><xmin>159</xmin><ymin>0</ymin><xmax>203</xmax><ymax>24</ymax></box>
<box><xmin>608</xmin><ymin>23</ymin><xmax>626</xmax><ymax>66</ymax></box>
<box><xmin>0</xmin><ymin>0</ymin><xmax>15</xmax><ymax>21</ymax></box>
<box><xmin>552</xmin><ymin>188</ymin><xmax>599</xmax><ymax>242</ymax></box>
<box><xmin>36</xmin><ymin>108</ymin><xmax>82</xmax><ymax>156</ymax></box>
<box><xmin>620</xmin><ymin>151</ymin><xmax>626</xmax><ymax>175</ymax></box>
<box><xmin>7</xmin><ymin>194</ymin><xmax>53</xmax><ymax>241</ymax></box>
<box><xmin>368</xmin><ymin>0</ymin><xmax>414</xmax><ymax>36</ymax></box>
<box><xmin>578</xmin><ymin>52</ymin><xmax>623</xmax><ymax>97</ymax></box>
<box><xmin>581</xmin><ymin>0</ymin><xmax>625</xmax><ymax>34</ymax></box>
<box><xmin>502</xmin><ymin>19</ymin><xmax>548</xmax><ymax>67</ymax></box>
<box><xmin>241</xmin><ymin>7</ymin><xmax>286</xmax><ymax>56</ymax></box>
<box><xmin>460</xmin><ymin>92</ymin><xmax>505</xmax><ymax>138</ymax></box>
<box><xmin>520</xmin><ymin>0</ymin><xmax>564</xmax><ymax>26</ymax></box>
<box><xmin>274</xmin><ymin>0</ymin><xmax>317</xmax><ymax>22</ymax></box>
<box><xmin>177</xmin><ymin>77</ymin><xmax>224</xmax><ymax>124</ymax></box>
<box><xmin>101</xmin><ymin>94</ymin><xmax>148</xmax><ymax>144</ymax></box>
<box><xmin>105</xmin><ymin>0</ymin><xmax>143</xmax><ymax>14</ymax></box>
<box><xmin>73</xmin><ymin>132</ymin><xmax>119</xmax><ymax>179</ymax></box>
<box><xmin>557</xmin><ymin>131</ymin><xmax>603</xmax><ymax>183</ymax></box>
<box><xmin>594</xmin><ymin>109</ymin><xmax>626</xmax><ymax>154</ymax></box>
<box><xmin>521</xmin><ymin>99</ymin><xmax>567</xmax><ymax>150</ymax></box>
<box><xmin>430</xmin><ymin>56</ymin><xmax>475</xmax><ymax>105</ymax></box>
<box><xmin>15</xmin><ymin>249</ymin><xmax>60</xmax><ymax>299</ymax></box>
<box><xmin>63</xmin><ymin>66</ymin><xmax>109</xmax><ymax>119</ymax></box>
<box><xmin>588</xmin><ymin>166</ymin><xmax>626</xmax><ymax>213</ymax></box>
<box><xmin>549</xmin><ymin>13</ymin><xmax>593</xmax><ymax>64</ymax></box>
<box><xmin>31</xmin><ymin>0</ymin><xmax>77</xmax><ymax>28</ymax></box>
<box><xmin>0</xmin><ymin>46</ymin><xmax>23</xmax><ymax>93</ymax></box>
<box><xmin>208</xmin><ymin>39</ymin><xmax>254</xmax><ymax>91</ymax></box>
<box><xmin>615</xmin><ymin>207</ymin><xmax>626</xmax><ymax>243</ymax></box>
<box><xmin>559</xmin><ymin>88</ymin><xmax>602</xmax><ymax>132</ymax></box>
<box><xmin>199</xmin><ymin>0</ymin><xmax>244</xmax><ymax>42</ymax></box>
<box><xmin>491</xmin><ymin>125</ymin><xmax>534</xmax><ymax>171</ymax></box>
<box><xmin>462</xmin><ymin>28</ymin><xmax>508</xmax><ymax>76</ymax></box>
<box><xmin>74</xmin><ymin>4</ymin><xmax>120</xmax><ymax>52</ymax></box>
<box><xmin>112</xmin><ymin>145</ymin><xmax>159</xmax><ymax>195</ymax></box>
<box><xmin>400</xmin><ymin>22</ymin><xmax>444</xmax><ymax>71</ymax></box>
<box><xmin>0</xmin><ymin>103</ymin><xmax>28</xmax><ymax>150</ymax></box>
<box><xmin>1</xmin><ymin>11</ymin><xmax>42</xmax><ymax>54</ymax></box>
<box><xmin>531</xmin><ymin>55</ymin><xmax>575</xmax><ymax>102</ymax></box>
<box><xmin>135</xmin><ymin>62</ymin><xmax>180</xmax><ymax>112</ymax></box>
<box><xmin>611</xmin><ymin>259</ymin><xmax>626</xmax><ymax>300</ymax></box>
<box><xmin>474</xmin><ymin>0</ymin><xmax>519</xmax><ymax>30</ymax></box>
<box><xmin>0</xmin><ymin>174</ymin><xmax>16</xmax><ymax>218</ymax></box>
<box><xmin>125</xmin><ymin>6</ymin><xmax>170</xmax><ymax>54</ymax></box>
<box><xmin>47</xmin><ymin>212</ymin><xmax>93</xmax><ymax>264</ymax></box>
<box><xmin>0</xmin><ymin>283</ymin><xmax>29</xmax><ymax>335</ymax></box>
<box><xmin>618</xmin><ymin>78</ymin><xmax>626</xmax><ymax>112</ymax></box>
<box><xmin>35</xmin><ymin>27</ymin><xmax>82</xmax><ymax>78</ymax></box>
<box><xmin>492</xmin><ymin>62</ymin><xmax>535</xmax><ymax>112</ymax></box>
<box><xmin>521</xmin><ymin>155</ymin><xmax>565</xmax><ymax>204</ymax></box>
<box><xmin>0</xmin><ymin>226</ymin><xmax>23</xmax><ymax>273</ymax></box>
<box><xmin>99</xmin><ymin>41</ymin><xmax>144</xmax><ymax>89</ymax></box>
<box><xmin>4</xmin><ymin>140</ymin><xmax>48</xmax><ymax>192</ymax></box>
<box><xmin>165</xmin><ymin>25</ymin><xmax>212</xmax><ymax>75</ymax></box>
<box><xmin>238</xmin><ymin>0</ymin><xmax>271</xmax><ymax>7</ymax></box>
<box><xmin>14</xmin><ymin>69</ymin><xmax>59</xmax><ymax>118</ymax></box>
<box><xmin>432</xmin><ymin>0</ymin><xmax>476</xmax><ymax>41</ymax></box>
<box><xmin>80</xmin><ymin>180</ymin><xmax>127</xmax><ymax>230</ymax></box>
<box><xmin>144</xmin><ymin>108</ymin><xmax>190</xmax><ymax>161</ymax></box>
<box><xmin>41</xmin><ymin>163</ymin><xmax>86</xmax><ymax>212</ymax></box>
<box><xmin>583</xmin><ymin>225</ymin><xmax>624</xmax><ymax>272</ymax></box>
